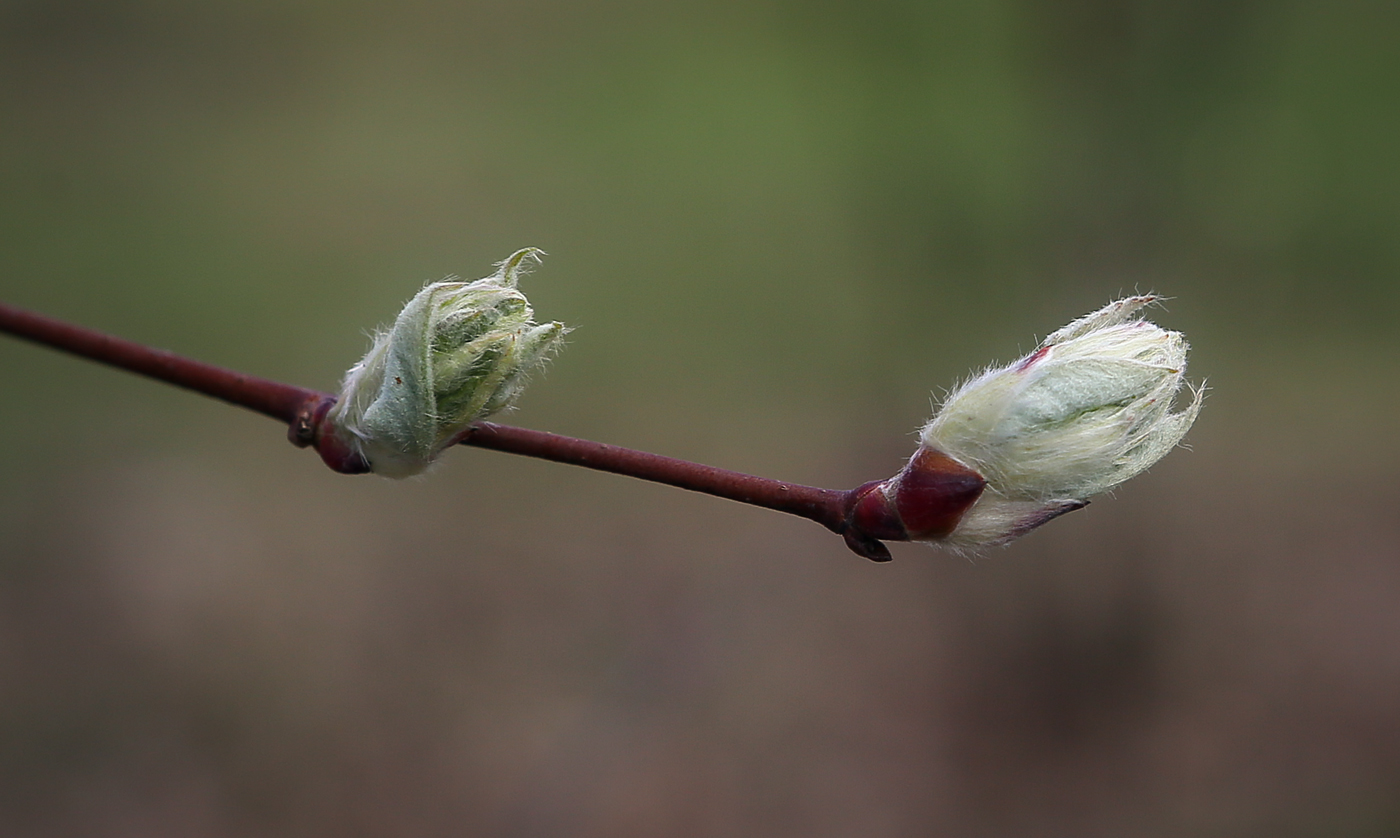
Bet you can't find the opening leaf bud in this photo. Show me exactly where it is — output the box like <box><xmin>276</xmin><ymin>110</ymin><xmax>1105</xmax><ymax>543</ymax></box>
<box><xmin>892</xmin><ymin>295</ymin><xmax>1203</xmax><ymax>551</ymax></box>
<box><xmin>327</xmin><ymin>248</ymin><xmax>568</xmax><ymax>477</ymax></box>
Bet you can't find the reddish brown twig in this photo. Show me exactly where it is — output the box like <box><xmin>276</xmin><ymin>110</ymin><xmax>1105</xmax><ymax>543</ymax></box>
<box><xmin>0</xmin><ymin>300</ymin><xmax>908</xmax><ymax>560</ymax></box>
<box><xmin>0</xmin><ymin>301</ymin><xmax>318</xmax><ymax>425</ymax></box>
<box><xmin>456</xmin><ymin>421</ymin><xmax>852</xmax><ymax>534</ymax></box>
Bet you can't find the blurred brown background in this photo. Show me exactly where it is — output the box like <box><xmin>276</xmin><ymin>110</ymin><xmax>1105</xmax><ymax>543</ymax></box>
<box><xmin>2</xmin><ymin>2</ymin><xmax>1399</xmax><ymax>836</ymax></box>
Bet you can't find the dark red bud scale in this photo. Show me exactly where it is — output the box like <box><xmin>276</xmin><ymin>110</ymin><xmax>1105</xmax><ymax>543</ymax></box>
<box><xmin>289</xmin><ymin>395</ymin><xmax>372</xmax><ymax>474</ymax></box>
<box><xmin>315</xmin><ymin>430</ymin><xmax>373</xmax><ymax>474</ymax></box>
<box><xmin>895</xmin><ymin>449</ymin><xmax>985</xmax><ymax>539</ymax></box>
<box><xmin>845</xmin><ymin>448</ymin><xmax>985</xmax><ymax>554</ymax></box>
<box><xmin>848</xmin><ymin>481</ymin><xmax>906</xmax><ymax>542</ymax></box>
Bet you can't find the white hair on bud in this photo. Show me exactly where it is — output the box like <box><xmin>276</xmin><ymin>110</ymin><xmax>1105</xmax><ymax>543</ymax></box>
<box><xmin>919</xmin><ymin>295</ymin><xmax>1203</xmax><ymax>550</ymax></box>
<box><xmin>328</xmin><ymin>248</ymin><xmax>568</xmax><ymax>478</ymax></box>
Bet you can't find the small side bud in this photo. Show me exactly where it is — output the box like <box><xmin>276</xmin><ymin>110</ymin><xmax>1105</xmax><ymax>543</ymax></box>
<box><xmin>327</xmin><ymin>248</ymin><xmax>568</xmax><ymax>477</ymax></box>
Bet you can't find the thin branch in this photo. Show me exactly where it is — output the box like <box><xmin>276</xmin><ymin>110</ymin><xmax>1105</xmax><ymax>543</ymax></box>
<box><xmin>0</xmin><ymin>301</ymin><xmax>318</xmax><ymax>425</ymax></box>
<box><xmin>0</xmin><ymin>300</ymin><xmax>892</xmax><ymax>560</ymax></box>
<box><xmin>457</xmin><ymin>422</ymin><xmax>849</xmax><ymax>533</ymax></box>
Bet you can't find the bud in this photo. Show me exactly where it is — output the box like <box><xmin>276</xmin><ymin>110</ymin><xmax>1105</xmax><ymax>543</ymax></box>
<box><xmin>855</xmin><ymin>296</ymin><xmax>1202</xmax><ymax>552</ymax></box>
<box><xmin>327</xmin><ymin>248</ymin><xmax>567</xmax><ymax>477</ymax></box>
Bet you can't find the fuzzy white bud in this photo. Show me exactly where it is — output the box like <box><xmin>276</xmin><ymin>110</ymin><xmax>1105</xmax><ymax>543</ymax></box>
<box><xmin>328</xmin><ymin>248</ymin><xmax>567</xmax><ymax>478</ymax></box>
<box><xmin>918</xmin><ymin>295</ymin><xmax>1203</xmax><ymax>550</ymax></box>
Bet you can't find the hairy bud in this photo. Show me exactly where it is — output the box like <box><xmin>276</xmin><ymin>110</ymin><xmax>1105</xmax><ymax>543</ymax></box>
<box><xmin>862</xmin><ymin>296</ymin><xmax>1202</xmax><ymax>552</ymax></box>
<box><xmin>328</xmin><ymin>248</ymin><xmax>567</xmax><ymax>477</ymax></box>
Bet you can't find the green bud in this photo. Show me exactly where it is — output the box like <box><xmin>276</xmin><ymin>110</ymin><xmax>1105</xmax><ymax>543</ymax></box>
<box><xmin>328</xmin><ymin>248</ymin><xmax>568</xmax><ymax>477</ymax></box>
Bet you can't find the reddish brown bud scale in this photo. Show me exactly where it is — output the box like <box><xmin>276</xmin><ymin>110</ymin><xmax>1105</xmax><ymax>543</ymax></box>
<box><xmin>893</xmin><ymin>449</ymin><xmax>985</xmax><ymax>539</ymax></box>
<box><xmin>843</xmin><ymin>448</ymin><xmax>986</xmax><ymax>557</ymax></box>
<box><xmin>315</xmin><ymin>428</ymin><xmax>372</xmax><ymax>474</ymax></box>
<box><xmin>849</xmin><ymin>480</ymin><xmax>907</xmax><ymax>541</ymax></box>
<box><xmin>289</xmin><ymin>394</ymin><xmax>372</xmax><ymax>474</ymax></box>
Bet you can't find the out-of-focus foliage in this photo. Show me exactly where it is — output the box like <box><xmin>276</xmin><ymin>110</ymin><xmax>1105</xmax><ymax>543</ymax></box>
<box><xmin>2</xmin><ymin>2</ymin><xmax>1398</xmax><ymax>836</ymax></box>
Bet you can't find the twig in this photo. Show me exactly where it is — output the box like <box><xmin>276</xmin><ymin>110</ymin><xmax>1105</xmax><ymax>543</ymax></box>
<box><xmin>458</xmin><ymin>421</ymin><xmax>850</xmax><ymax>530</ymax></box>
<box><xmin>0</xmin><ymin>300</ymin><xmax>894</xmax><ymax>560</ymax></box>
<box><xmin>0</xmin><ymin>301</ymin><xmax>315</xmax><ymax>425</ymax></box>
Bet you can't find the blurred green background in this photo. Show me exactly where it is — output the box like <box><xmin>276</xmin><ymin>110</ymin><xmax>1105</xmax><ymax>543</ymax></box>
<box><xmin>2</xmin><ymin>1</ymin><xmax>1399</xmax><ymax>835</ymax></box>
